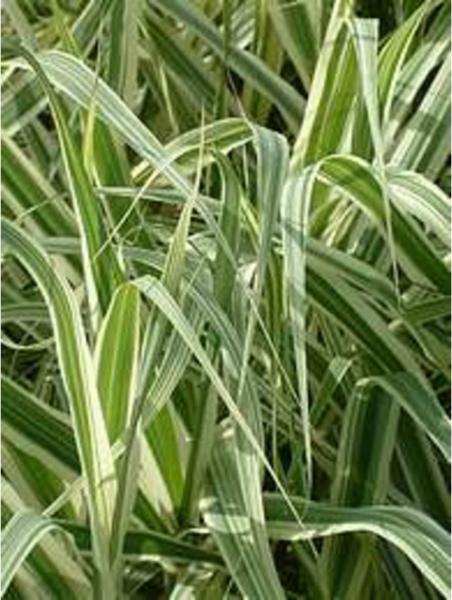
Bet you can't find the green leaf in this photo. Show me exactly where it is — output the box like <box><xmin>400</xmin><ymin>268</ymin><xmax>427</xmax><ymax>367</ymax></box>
<box><xmin>107</xmin><ymin>0</ymin><xmax>141</xmax><ymax>106</ymax></box>
<box><xmin>268</xmin><ymin>0</ymin><xmax>323</xmax><ymax>90</ymax></box>
<box><xmin>322</xmin><ymin>374</ymin><xmax>400</xmax><ymax>597</ymax></box>
<box><xmin>316</xmin><ymin>155</ymin><xmax>450</xmax><ymax>293</ymax></box>
<box><xmin>95</xmin><ymin>284</ymin><xmax>140</xmax><ymax>443</ymax></box>
<box><xmin>2</xmin><ymin>219</ymin><xmax>117</xmax><ymax>593</ymax></box>
<box><xmin>57</xmin><ymin>520</ymin><xmax>223</xmax><ymax>568</ymax></box>
<box><xmin>291</xmin><ymin>14</ymin><xmax>357</xmax><ymax>168</ymax></box>
<box><xmin>265</xmin><ymin>495</ymin><xmax>451</xmax><ymax>598</ymax></box>
<box><xmin>146</xmin><ymin>0</ymin><xmax>304</xmax><ymax>131</ymax></box>
<box><xmin>16</xmin><ymin>46</ymin><xmax>123</xmax><ymax>323</ymax></box>
<box><xmin>202</xmin><ymin>424</ymin><xmax>285</xmax><ymax>599</ymax></box>
<box><xmin>2</xmin><ymin>375</ymin><xmax>80</xmax><ymax>478</ymax></box>
<box><xmin>281</xmin><ymin>170</ymin><xmax>316</xmax><ymax>491</ymax></box>
<box><xmin>2</xmin><ymin>510</ymin><xmax>59</xmax><ymax>597</ymax></box>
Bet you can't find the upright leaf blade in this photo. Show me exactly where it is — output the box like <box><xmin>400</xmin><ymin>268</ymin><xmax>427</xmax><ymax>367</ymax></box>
<box><xmin>2</xmin><ymin>219</ymin><xmax>116</xmax><ymax>592</ymax></box>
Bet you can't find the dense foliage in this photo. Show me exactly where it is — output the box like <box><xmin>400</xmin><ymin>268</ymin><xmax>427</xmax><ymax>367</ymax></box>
<box><xmin>1</xmin><ymin>0</ymin><xmax>451</xmax><ymax>598</ymax></box>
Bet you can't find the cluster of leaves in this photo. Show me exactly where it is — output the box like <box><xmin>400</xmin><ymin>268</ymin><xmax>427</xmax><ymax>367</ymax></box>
<box><xmin>1</xmin><ymin>0</ymin><xmax>450</xmax><ymax>598</ymax></box>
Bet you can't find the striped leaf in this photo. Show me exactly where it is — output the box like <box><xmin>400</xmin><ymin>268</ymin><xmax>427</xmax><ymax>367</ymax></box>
<box><xmin>2</xmin><ymin>219</ymin><xmax>117</xmax><ymax>593</ymax></box>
